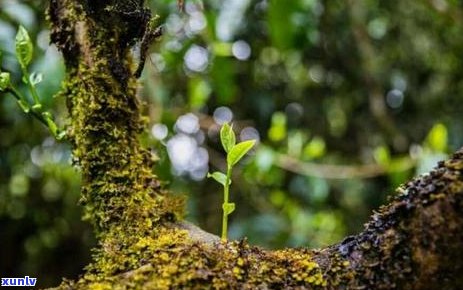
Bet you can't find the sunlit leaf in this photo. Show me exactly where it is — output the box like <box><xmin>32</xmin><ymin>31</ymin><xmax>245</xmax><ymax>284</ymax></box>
<box><xmin>220</xmin><ymin>122</ymin><xmax>235</xmax><ymax>153</ymax></box>
<box><xmin>15</xmin><ymin>26</ymin><xmax>33</xmax><ymax>68</ymax></box>
<box><xmin>227</xmin><ymin>140</ymin><xmax>256</xmax><ymax>166</ymax></box>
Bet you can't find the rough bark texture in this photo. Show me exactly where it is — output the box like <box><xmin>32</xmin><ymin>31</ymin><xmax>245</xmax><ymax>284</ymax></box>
<box><xmin>48</xmin><ymin>1</ymin><xmax>463</xmax><ymax>289</ymax></box>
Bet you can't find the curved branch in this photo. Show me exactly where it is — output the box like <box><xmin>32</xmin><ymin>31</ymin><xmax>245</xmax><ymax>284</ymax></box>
<box><xmin>53</xmin><ymin>148</ymin><xmax>463</xmax><ymax>289</ymax></box>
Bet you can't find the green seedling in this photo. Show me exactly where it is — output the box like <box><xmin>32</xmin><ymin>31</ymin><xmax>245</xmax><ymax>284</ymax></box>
<box><xmin>0</xmin><ymin>26</ymin><xmax>65</xmax><ymax>140</ymax></box>
<box><xmin>208</xmin><ymin>123</ymin><xmax>256</xmax><ymax>240</ymax></box>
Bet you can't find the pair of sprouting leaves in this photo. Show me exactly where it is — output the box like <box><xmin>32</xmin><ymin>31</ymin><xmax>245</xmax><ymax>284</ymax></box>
<box><xmin>0</xmin><ymin>26</ymin><xmax>63</xmax><ymax>140</ymax></box>
<box><xmin>208</xmin><ymin>123</ymin><xmax>256</xmax><ymax>215</ymax></box>
<box><xmin>1</xmin><ymin>26</ymin><xmax>42</xmax><ymax>95</ymax></box>
<box><xmin>3</xmin><ymin>26</ymin><xmax>42</xmax><ymax>83</ymax></box>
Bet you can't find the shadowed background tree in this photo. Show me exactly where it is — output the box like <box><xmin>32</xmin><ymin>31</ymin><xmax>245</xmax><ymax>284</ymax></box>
<box><xmin>0</xmin><ymin>0</ymin><xmax>462</xmax><ymax>287</ymax></box>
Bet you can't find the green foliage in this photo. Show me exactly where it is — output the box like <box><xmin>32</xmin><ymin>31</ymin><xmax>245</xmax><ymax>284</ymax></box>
<box><xmin>0</xmin><ymin>9</ymin><xmax>85</xmax><ymax>286</ymax></box>
<box><xmin>208</xmin><ymin>122</ymin><xmax>256</xmax><ymax>240</ymax></box>
<box><xmin>1</xmin><ymin>26</ymin><xmax>64</xmax><ymax>140</ymax></box>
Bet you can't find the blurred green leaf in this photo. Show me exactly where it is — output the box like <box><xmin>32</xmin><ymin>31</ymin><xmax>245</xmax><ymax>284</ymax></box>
<box><xmin>212</xmin><ymin>42</ymin><xmax>232</xmax><ymax>57</ymax></box>
<box><xmin>268</xmin><ymin>0</ymin><xmax>297</xmax><ymax>50</ymax></box>
<box><xmin>303</xmin><ymin>136</ymin><xmax>326</xmax><ymax>159</ymax></box>
<box><xmin>188</xmin><ymin>78</ymin><xmax>211</xmax><ymax>109</ymax></box>
<box><xmin>9</xmin><ymin>174</ymin><xmax>30</xmax><ymax>197</ymax></box>
<box><xmin>270</xmin><ymin>190</ymin><xmax>286</xmax><ymax>207</ymax></box>
<box><xmin>373</xmin><ymin>145</ymin><xmax>390</xmax><ymax>166</ymax></box>
<box><xmin>15</xmin><ymin>25</ymin><xmax>33</xmax><ymax>68</ymax></box>
<box><xmin>268</xmin><ymin>112</ymin><xmax>287</xmax><ymax>142</ymax></box>
<box><xmin>425</xmin><ymin>123</ymin><xmax>447</xmax><ymax>152</ymax></box>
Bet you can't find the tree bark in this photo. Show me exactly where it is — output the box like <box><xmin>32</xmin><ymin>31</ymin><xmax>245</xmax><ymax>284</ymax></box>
<box><xmin>48</xmin><ymin>1</ymin><xmax>463</xmax><ymax>289</ymax></box>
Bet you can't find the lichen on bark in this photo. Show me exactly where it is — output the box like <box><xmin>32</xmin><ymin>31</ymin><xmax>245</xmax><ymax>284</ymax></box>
<box><xmin>47</xmin><ymin>1</ymin><xmax>463</xmax><ymax>289</ymax></box>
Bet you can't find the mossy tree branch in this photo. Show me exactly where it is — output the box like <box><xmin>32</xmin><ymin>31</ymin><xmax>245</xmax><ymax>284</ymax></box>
<box><xmin>48</xmin><ymin>1</ymin><xmax>463</xmax><ymax>289</ymax></box>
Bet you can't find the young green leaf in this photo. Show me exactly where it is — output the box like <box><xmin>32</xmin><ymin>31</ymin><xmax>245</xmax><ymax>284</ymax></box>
<box><xmin>227</xmin><ymin>140</ymin><xmax>256</xmax><ymax>166</ymax></box>
<box><xmin>15</xmin><ymin>26</ymin><xmax>33</xmax><ymax>68</ymax></box>
<box><xmin>222</xmin><ymin>202</ymin><xmax>235</xmax><ymax>215</ymax></box>
<box><xmin>0</xmin><ymin>72</ymin><xmax>11</xmax><ymax>91</ymax></box>
<box><xmin>29</xmin><ymin>72</ymin><xmax>43</xmax><ymax>86</ymax></box>
<box><xmin>220</xmin><ymin>122</ymin><xmax>235</xmax><ymax>153</ymax></box>
<box><xmin>207</xmin><ymin>171</ymin><xmax>230</xmax><ymax>187</ymax></box>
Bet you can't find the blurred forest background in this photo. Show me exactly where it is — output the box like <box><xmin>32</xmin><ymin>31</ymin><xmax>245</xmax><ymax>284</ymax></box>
<box><xmin>1</xmin><ymin>0</ymin><xmax>462</xmax><ymax>287</ymax></box>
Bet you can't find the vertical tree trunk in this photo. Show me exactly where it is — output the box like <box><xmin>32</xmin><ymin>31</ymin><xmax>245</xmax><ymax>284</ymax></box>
<box><xmin>48</xmin><ymin>1</ymin><xmax>463</xmax><ymax>289</ymax></box>
<box><xmin>48</xmin><ymin>0</ymin><xmax>183</xmax><ymax>237</ymax></box>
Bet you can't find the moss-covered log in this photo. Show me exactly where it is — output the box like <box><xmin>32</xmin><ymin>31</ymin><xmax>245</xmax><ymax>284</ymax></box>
<box><xmin>48</xmin><ymin>1</ymin><xmax>463</xmax><ymax>289</ymax></box>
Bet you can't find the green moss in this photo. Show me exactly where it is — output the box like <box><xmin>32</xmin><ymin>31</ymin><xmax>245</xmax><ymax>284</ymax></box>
<box><xmin>54</xmin><ymin>6</ymin><xmax>184</xmax><ymax>236</ymax></box>
<box><xmin>58</xmin><ymin>230</ymin><xmax>355</xmax><ymax>289</ymax></box>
